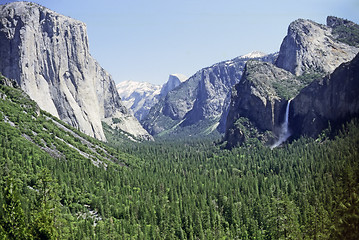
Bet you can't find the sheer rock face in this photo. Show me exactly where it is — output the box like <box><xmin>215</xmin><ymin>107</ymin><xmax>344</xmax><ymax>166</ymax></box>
<box><xmin>291</xmin><ymin>53</ymin><xmax>359</xmax><ymax>138</ymax></box>
<box><xmin>275</xmin><ymin>18</ymin><xmax>359</xmax><ymax>76</ymax></box>
<box><xmin>0</xmin><ymin>2</ymin><xmax>151</xmax><ymax>141</ymax></box>
<box><xmin>142</xmin><ymin>53</ymin><xmax>277</xmax><ymax>136</ymax></box>
<box><xmin>224</xmin><ymin>61</ymin><xmax>303</xmax><ymax>148</ymax></box>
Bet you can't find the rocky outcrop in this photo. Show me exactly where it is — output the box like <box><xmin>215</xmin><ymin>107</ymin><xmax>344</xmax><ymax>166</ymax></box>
<box><xmin>0</xmin><ymin>73</ymin><xmax>18</xmax><ymax>88</ymax></box>
<box><xmin>224</xmin><ymin>61</ymin><xmax>305</xmax><ymax>148</ymax></box>
<box><xmin>290</xmin><ymin>53</ymin><xmax>359</xmax><ymax>138</ymax></box>
<box><xmin>0</xmin><ymin>2</ymin><xmax>151</xmax><ymax>141</ymax></box>
<box><xmin>327</xmin><ymin>16</ymin><xmax>359</xmax><ymax>47</ymax></box>
<box><xmin>275</xmin><ymin>18</ymin><xmax>359</xmax><ymax>76</ymax></box>
<box><xmin>223</xmin><ymin>17</ymin><xmax>359</xmax><ymax>148</ymax></box>
<box><xmin>142</xmin><ymin>53</ymin><xmax>277</xmax><ymax>137</ymax></box>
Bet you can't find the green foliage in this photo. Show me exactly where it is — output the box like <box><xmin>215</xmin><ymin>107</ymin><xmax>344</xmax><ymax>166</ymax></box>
<box><xmin>0</xmin><ymin>177</ymin><xmax>28</xmax><ymax>239</ymax></box>
<box><xmin>112</xmin><ymin>118</ymin><xmax>122</xmax><ymax>124</ymax></box>
<box><xmin>30</xmin><ymin>169</ymin><xmax>60</xmax><ymax>240</ymax></box>
<box><xmin>1</xmin><ymin>80</ymin><xmax>359</xmax><ymax>239</ymax></box>
<box><xmin>156</xmin><ymin>117</ymin><xmax>222</xmax><ymax>142</ymax></box>
<box><xmin>330</xmin><ymin>166</ymin><xmax>359</xmax><ymax>239</ymax></box>
<box><xmin>233</xmin><ymin>117</ymin><xmax>273</xmax><ymax>146</ymax></box>
<box><xmin>332</xmin><ymin>23</ymin><xmax>359</xmax><ymax>47</ymax></box>
<box><xmin>272</xmin><ymin>71</ymin><xmax>324</xmax><ymax>100</ymax></box>
<box><xmin>296</xmin><ymin>71</ymin><xmax>324</xmax><ymax>85</ymax></box>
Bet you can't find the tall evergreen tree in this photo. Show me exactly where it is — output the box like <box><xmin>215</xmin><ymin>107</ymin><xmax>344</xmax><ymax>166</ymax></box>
<box><xmin>0</xmin><ymin>177</ymin><xmax>28</xmax><ymax>240</ymax></box>
<box><xmin>31</xmin><ymin>169</ymin><xmax>60</xmax><ymax>240</ymax></box>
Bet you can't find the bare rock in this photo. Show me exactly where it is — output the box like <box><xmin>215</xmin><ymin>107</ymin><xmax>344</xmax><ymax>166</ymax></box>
<box><xmin>276</xmin><ymin>18</ymin><xmax>359</xmax><ymax>76</ymax></box>
<box><xmin>0</xmin><ymin>2</ymin><xmax>151</xmax><ymax>141</ymax></box>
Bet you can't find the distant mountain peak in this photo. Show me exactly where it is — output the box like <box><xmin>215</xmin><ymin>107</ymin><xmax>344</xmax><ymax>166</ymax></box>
<box><xmin>160</xmin><ymin>73</ymin><xmax>188</xmax><ymax>98</ymax></box>
<box><xmin>240</xmin><ymin>51</ymin><xmax>267</xmax><ymax>59</ymax></box>
<box><xmin>169</xmin><ymin>73</ymin><xmax>188</xmax><ymax>82</ymax></box>
<box><xmin>117</xmin><ymin>73</ymin><xmax>187</xmax><ymax>121</ymax></box>
<box><xmin>142</xmin><ymin>53</ymin><xmax>277</xmax><ymax>137</ymax></box>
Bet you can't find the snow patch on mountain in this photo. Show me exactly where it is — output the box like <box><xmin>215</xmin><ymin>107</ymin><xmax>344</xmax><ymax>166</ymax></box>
<box><xmin>117</xmin><ymin>74</ymin><xmax>187</xmax><ymax>121</ymax></box>
<box><xmin>240</xmin><ymin>51</ymin><xmax>267</xmax><ymax>59</ymax></box>
<box><xmin>117</xmin><ymin>81</ymin><xmax>161</xmax><ymax>121</ymax></box>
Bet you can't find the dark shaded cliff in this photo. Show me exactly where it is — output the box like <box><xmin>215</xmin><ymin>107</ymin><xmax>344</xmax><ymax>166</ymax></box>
<box><xmin>290</xmin><ymin>53</ymin><xmax>359</xmax><ymax>138</ymax></box>
<box><xmin>224</xmin><ymin>61</ymin><xmax>306</xmax><ymax>148</ymax></box>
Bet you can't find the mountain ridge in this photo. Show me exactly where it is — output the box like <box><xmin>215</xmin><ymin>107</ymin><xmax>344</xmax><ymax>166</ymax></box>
<box><xmin>142</xmin><ymin>52</ymin><xmax>277</xmax><ymax>138</ymax></box>
<box><xmin>290</xmin><ymin>52</ymin><xmax>359</xmax><ymax>138</ymax></box>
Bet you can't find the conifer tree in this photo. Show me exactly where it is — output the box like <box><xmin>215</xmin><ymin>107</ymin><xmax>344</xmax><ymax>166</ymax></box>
<box><xmin>31</xmin><ymin>168</ymin><xmax>60</xmax><ymax>240</ymax></box>
<box><xmin>0</xmin><ymin>177</ymin><xmax>28</xmax><ymax>239</ymax></box>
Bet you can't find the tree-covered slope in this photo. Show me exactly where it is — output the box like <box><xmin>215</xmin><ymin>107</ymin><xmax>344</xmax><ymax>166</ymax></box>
<box><xmin>0</xmin><ymin>77</ymin><xmax>139</xmax><ymax>238</ymax></box>
<box><xmin>1</xmin><ymin>74</ymin><xmax>359</xmax><ymax>239</ymax></box>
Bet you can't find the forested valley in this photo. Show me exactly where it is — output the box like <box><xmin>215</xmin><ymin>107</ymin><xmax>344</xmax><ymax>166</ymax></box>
<box><xmin>0</xmin><ymin>82</ymin><xmax>358</xmax><ymax>239</ymax></box>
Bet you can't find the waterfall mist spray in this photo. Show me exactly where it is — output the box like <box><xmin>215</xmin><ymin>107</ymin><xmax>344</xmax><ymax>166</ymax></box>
<box><xmin>271</xmin><ymin>99</ymin><xmax>291</xmax><ymax>149</ymax></box>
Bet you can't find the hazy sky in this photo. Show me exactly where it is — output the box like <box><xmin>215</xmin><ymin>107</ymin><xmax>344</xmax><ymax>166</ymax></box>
<box><xmin>2</xmin><ymin>0</ymin><xmax>359</xmax><ymax>85</ymax></box>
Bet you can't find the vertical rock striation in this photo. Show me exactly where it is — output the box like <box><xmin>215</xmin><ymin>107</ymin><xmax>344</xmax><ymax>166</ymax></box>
<box><xmin>0</xmin><ymin>2</ymin><xmax>151</xmax><ymax>141</ymax></box>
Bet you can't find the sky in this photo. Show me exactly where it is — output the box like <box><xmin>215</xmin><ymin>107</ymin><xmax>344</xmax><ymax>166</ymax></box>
<box><xmin>1</xmin><ymin>0</ymin><xmax>359</xmax><ymax>85</ymax></box>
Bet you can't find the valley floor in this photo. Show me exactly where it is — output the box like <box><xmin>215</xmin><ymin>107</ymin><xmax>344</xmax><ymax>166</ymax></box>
<box><xmin>0</xmin><ymin>88</ymin><xmax>358</xmax><ymax>239</ymax></box>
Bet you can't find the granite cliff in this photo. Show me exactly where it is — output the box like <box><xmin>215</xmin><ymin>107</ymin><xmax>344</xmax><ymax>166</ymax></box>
<box><xmin>224</xmin><ymin>61</ymin><xmax>306</xmax><ymax>148</ymax></box>
<box><xmin>224</xmin><ymin>17</ymin><xmax>359</xmax><ymax>147</ymax></box>
<box><xmin>275</xmin><ymin>17</ymin><xmax>358</xmax><ymax>75</ymax></box>
<box><xmin>159</xmin><ymin>73</ymin><xmax>187</xmax><ymax>98</ymax></box>
<box><xmin>0</xmin><ymin>2</ymin><xmax>151</xmax><ymax>141</ymax></box>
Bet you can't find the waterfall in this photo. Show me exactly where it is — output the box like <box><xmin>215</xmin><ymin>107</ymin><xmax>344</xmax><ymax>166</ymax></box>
<box><xmin>271</xmin><ymin>99</ymin><xmax>291</xmax><ymax>149</ymax></box>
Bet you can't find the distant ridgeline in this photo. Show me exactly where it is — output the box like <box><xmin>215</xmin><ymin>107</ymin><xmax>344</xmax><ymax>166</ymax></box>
<box><xmin>1</xmin><ymin>1</ymin><xmax>357</xmax><ymax>146</ymax></box>
<box><xmin>141</xmin><ymin>52</ymin><xmax>277</xmax><ymax>140</ymax></box>
<box><xmin>116</xmin><ymin>73</ymin><xmax>187</xmax><ymax>122</ymax></box>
